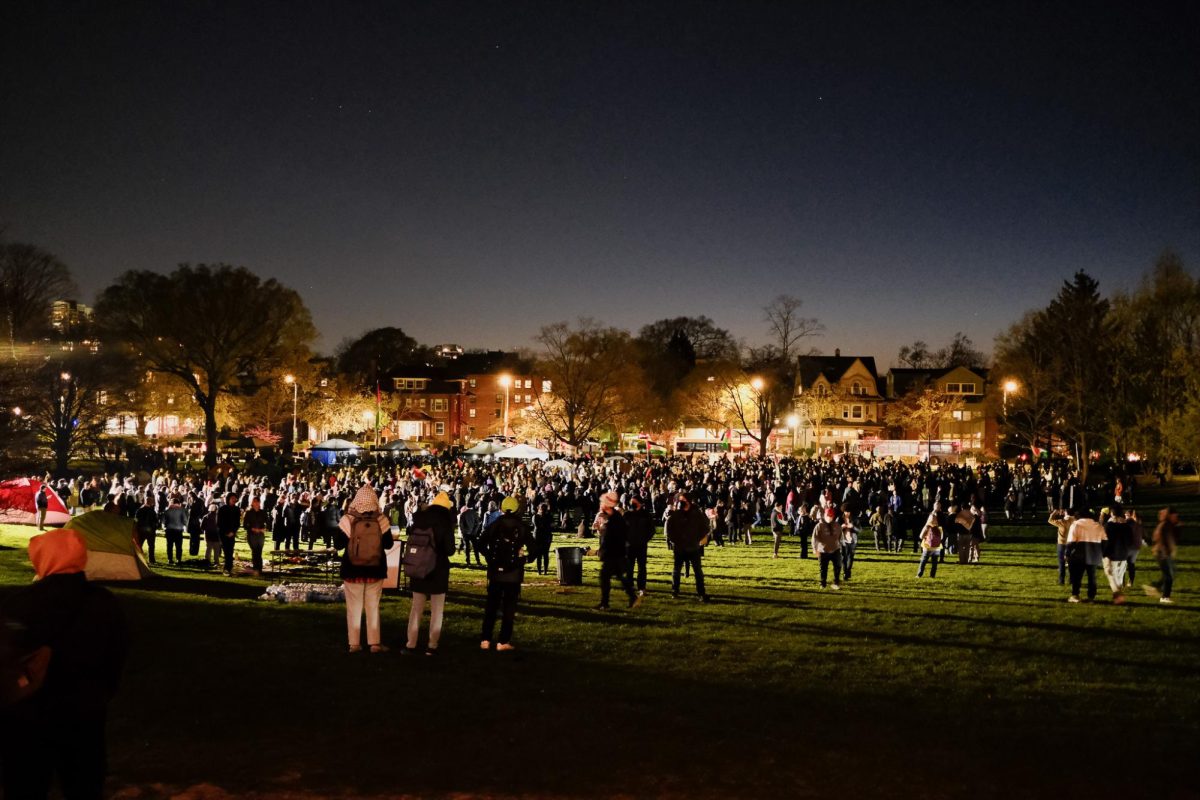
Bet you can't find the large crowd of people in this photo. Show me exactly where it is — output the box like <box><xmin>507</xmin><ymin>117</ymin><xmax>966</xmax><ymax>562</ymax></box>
<box><xmin>32</xmin><ymin>452</ymin><xmax>1185</xmax><ymax>650</ymax></box>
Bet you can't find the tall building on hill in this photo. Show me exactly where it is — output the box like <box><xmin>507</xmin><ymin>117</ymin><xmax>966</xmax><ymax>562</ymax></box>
<box><xmin>50</xmin><ymin>300</ymin><xmax>93</xmax><ymax>335</ymax></box>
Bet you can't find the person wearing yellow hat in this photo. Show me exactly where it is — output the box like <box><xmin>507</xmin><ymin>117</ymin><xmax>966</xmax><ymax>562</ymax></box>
<box><xmin>2</xmin><ymin>529</ymin><xmax>128</xmax><ymax>797</ymax></box>
<box><xmin>403</xmin><ymin>491</ymin><xmax>456</xmax><ymax>656</ymax></box>
<box><xmin>477</xmin><ymin>496</ymin><xmax>535</xmax><ymax>651</ymax></box>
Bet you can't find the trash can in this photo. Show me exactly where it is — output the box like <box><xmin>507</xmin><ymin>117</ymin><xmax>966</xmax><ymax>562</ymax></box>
<box><xmin>555</xmin><ymin>546</ymin><xmax>585</xmax><ymax>586</ymax></box>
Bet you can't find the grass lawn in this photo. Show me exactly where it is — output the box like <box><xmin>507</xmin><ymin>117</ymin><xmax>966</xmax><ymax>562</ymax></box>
<box><xmin>1</xmin><ymin>483</ymin><xmax>1198</xmax><ymax>799</ymax></box>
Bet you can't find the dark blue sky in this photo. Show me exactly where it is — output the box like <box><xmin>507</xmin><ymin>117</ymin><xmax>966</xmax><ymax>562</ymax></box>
<box><xmin>3</xmin><ymin>1</ymin><xmax>1197</xmax><ymax>361</ymax></box>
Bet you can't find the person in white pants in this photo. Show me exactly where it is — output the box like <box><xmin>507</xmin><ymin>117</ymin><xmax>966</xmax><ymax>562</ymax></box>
<box><xmin>335</xmin><ymin>485</ymin><xmax>395</xmax><ymax>653</ymax></box>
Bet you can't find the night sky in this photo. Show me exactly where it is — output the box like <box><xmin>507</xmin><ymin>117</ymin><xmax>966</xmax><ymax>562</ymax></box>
<box><xmin>3</xmin><ymin>1</ymin><xmax>1197</xmax><ymax>360</ymax></box>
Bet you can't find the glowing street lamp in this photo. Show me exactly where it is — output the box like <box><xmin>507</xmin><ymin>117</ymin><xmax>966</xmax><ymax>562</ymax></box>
<box><xmin>498</xmin><ymin>374</ymin><xmax>512</xmax><ymax>438</ymax></box>
<box><xmin>1002</xmin><ymin>379</ymin><xmax>1019</xmax><ymax>416</ymax></box>
<box><xmin>786</xmin><ymin>413</ymin><xmax>799</xmax><ymax>453</ymax></box>
<box><xmin>284</xmin><ymin>374</ymin><xmax>298</xmax><ymax>446</ymax></box>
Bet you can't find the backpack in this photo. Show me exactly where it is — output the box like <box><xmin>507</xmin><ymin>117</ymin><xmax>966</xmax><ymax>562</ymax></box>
<box><xmin>347</xmin><ymin>513</ymin><xmax>384</xmax><ymax>567</ymax></box>
<box><xmin>402</xmin><ymin>525</ymin><xmax>438</xmax><ymax>579</ymax></box>
<box><xmin>925</xmin><ymin>526</ymin><xmax>942</xmax><ymax>550</ymax></box>
<box><xmin>488</xmin><ymin>521</ymin><xmax>524</xmax><ymax>572</ymax></box>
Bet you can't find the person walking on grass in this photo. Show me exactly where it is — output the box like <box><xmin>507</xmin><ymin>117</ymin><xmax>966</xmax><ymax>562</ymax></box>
<box><xmin>624</xmin><ymin>496</ymin><xmax>654</xmax><ymax>594</ymax></box>
<box><xmin>589</xmin><ymin>492</ymin><xmax>641</xmax><ymax>611</ymax></box>
<box><xmin>770</xmin><ymin>501</ymin><xmax>787</xmax><ymax>558</ymax></box>
<box><xmin>478</xmin><ymin>497</ymin><xmax>536</xmax><ymax>652</ymax></box>
<box><xmin>403</xmin><ymin>491</ymin><xmax>455</xmax><ymax>656</ymax></box>
<box><xmin>917</xmin><ymin>514</ymin><xmax>943</xmax><ymax>578</ymax></box>
<box><xmin>1065</xmin><ymin>509</ymin><xmax>1107</xmax><ymax>603</ymax></box>
<box><xmin>1150</xmin><ymin>507</ymin><xmax>1181</xmax><ymax>605</ymax></box>
<box><xmin>1102</xmin><ymin>504</ymin><xmax>1133</xmax><ymax>605</ymax></box>
<box><xmin>812</xmin><ymin>506</ymin><xmax>842</xmax><ymax>590</ymax></box>
<box><xmin>335</xmin><ymin>485</ymin><xmax>394</xmax><ymax>654</ymax></box>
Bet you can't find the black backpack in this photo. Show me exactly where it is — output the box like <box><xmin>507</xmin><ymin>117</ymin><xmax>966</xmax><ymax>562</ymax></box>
<box><xmin>402</xmin><ymin>525</ymin><xmax>438</xmax><ymax>579</ymax></box>
<box><xmin>487</xmin><ymin>521</ymin><xmax>524</xmax><ymax>572</ymax></box>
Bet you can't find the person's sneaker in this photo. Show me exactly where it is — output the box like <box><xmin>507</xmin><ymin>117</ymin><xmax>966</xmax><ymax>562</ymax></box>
<box><xmin>671</xmin><ymin>592</ymin><xmax>680</xmax><ymax>599</ymax></box>
<box><xmin>1067</xmin><ymin>596</ymin><xmax>1081</xmax><ymax>603</ymax></box>
<box><xmin>1160</xmin><ymin>597</ymin><xmax>1174</xmax><ymax>605</ymax></box>
<box><xmin>830</xmin><ymin>583</ymin><xmax>840</xmax><ymax>591</ymax></box>
<box><xmin>369</xmin><ymin>644</ymin><xmax>389</xmax><ymax>654</ymax></box>
<box><xmin>637</xmin><ymin>589</ymin><xmax>646</xmax><ymax>597</ymax></box>
<box><xmin>496</xmin><ymin>643</ymin><xmax>516</xmax><ymax>652</ymax></box>
<box><xmin>479</xmin><ymin>640</ymin><xmax>491</xmax><ymax>650</ymax></box>
<box><xmin>399</xmin><ymin>646</ymin><xmax>416</xmax><ymax>656</ymax></box>
<box><xmin>348</xmin><ymin>645</ymin><xmax>362</xmax><ymax>654</ymax></box>
<box><xmin>424</xmin><ymin>648</ymin><xmax>438</xmax><ymax>657</ymax></box>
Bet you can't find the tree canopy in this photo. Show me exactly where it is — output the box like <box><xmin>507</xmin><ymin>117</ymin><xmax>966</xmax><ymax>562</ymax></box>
<box><xmin>95</xmin><ymin>264</ymin><xmax>316</xmax><ymax>466</ymax></box>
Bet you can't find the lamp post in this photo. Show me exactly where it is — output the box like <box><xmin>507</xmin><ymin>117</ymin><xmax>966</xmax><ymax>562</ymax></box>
<box><xmin>786</xmin><ymin>413</ymin><xmax>799</xmax><ymax>454</ymax></box>
<box><xmin>1002</xmin><ymin>379</ymin><xmax>1018</xmax><ymax>416</ymax></box>
<box><xmin>499</xmin><ymin>374</ymin><xmax>512</xmax><ymax>439</ymax></box>
<box><xmin>284</xmin><ymin>374</ymin><xmax>298</xmax><ymax>447</ymax></box>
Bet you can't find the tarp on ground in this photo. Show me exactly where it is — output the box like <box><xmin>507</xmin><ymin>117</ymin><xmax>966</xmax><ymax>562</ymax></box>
<box><xmin>495</xmin><ymin>444</ymin><xmax>549</xmax><ymax>461</ymax></box>
<box><xmin>0</xmin><ymin>478</ymin><xmax>71</xmax><ymax>527</ymax></box>
<box><xmin>62</xmin><ymin>510</ymin><xmax>154</xmax><ymax>581</ymax></box>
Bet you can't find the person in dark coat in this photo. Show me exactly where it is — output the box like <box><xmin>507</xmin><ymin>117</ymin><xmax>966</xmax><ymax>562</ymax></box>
<box><xmin>477</xmin><ymin>497</ymin><xmax>536</xmax><ymax>651</ymax></box>
<box><xmin>404</xmin><ymin>492</ymin><xmax>456</xmax><ymax>655</ymax></box>
<box><xmin>1</xmin><ymin>528</ymin><xmax>128</xmax><ymax>799</ymax></box>
<box><xmin>665</xmin><ymin>493</ymin><xmax>710</xmax><ymax>601</ymax></box>
<box><xmin>532</xmin><ymin>502</ymin><xmax>555</xmax><ymax>575</ymax></box>
<box><xmin>590</xmin><ymin>492</ymin><xmax>640</xmax><ymax>610</ymax></box>
<box><xmin>624</xmin><ymin>496</ymin><xmax>655</xmax><ymax>593</ymax></box>
<box><xmin>134</xmin><ymin>494</ymin><xmax>159</xmax><ymax>564</ymax></box>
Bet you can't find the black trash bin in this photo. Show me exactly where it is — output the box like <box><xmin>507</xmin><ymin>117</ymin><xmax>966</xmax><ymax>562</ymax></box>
<box><xmin>555</xmin><ymin>546</ymin><xmax>585</xmax><ymax>586</ymax></box>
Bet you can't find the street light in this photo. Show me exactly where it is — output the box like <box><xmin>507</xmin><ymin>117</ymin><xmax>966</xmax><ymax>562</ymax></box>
<box><xmin>786</xmin><ymin>413</ymin><xmax>799</xmax><ymax>453</ymax></box>
<box><xmin>1002</xmin><ymin>379</ymin><xmax>1018</xmax><ymax>416</ymax></box>
<box><xmin>284</xmin><ymin>374</ymin><xmax>298</xmax><ymax>447</ymax></box>
<box><xmin>498</xmin><ymin>374</ymin><xmax>512</xmax><ymax>438</ymax></box>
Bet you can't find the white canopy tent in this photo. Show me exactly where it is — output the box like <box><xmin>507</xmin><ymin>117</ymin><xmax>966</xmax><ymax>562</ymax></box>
<box><xmin>463</xmin><ymin>441</ymin><xmax>508</xmax><ymax>457</ymax></box>
<box><xmin>495</xmin><ymin>444</ymin><xmax>550</xmax><ymax>461</ymax></box>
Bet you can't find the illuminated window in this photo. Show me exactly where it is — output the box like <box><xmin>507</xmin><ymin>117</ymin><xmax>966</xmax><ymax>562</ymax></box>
<box><xmin>469</xmin><ymin>408</ymin><xmax>476</xmax><ymax>418</ymax></box>
<box><xmin>542</xmin><ymin>380</ymin><xmax>552</xmax><ymax>393</ymax></box>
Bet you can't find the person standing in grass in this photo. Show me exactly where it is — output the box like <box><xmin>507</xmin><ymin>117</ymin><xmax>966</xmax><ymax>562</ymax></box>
<box><xmin>242</xmin><ymin>495</ymin><xmax>269</xmax><ymax>578</ymax></box>
<box><xmin>1048</xmin><ymin>508</ymin><xmax>1075</xmax><ymax>585</ymax></box>
<box><xmin>811</xmin><ymin>505</ymin><xmax>842</xmax><ymax>590</ymax></box>
<box><xmin>624</xmin><ymin>496</ymin><xmax>654</xmax><ymax>593</ymax></box>
<box><xmin>335</xmin><ymin>485</ymin><xmax>394</xmax><ymax>654</ymax></box>
<box><xmin>216</xmin><ymin>492</ymin><xmax>242</xmax><ymax>575</ymax></box>
<box><xmin>1065</xmin><ymin>509</ymin><xmax>1107</xmax><ymax>603</ymax></box>
<box><xmin>1151</xmin><ymin>507</ymin><xmax>1181</xmax><ymax>605</ymax></box>
<box><xmin>916</xmin><ymin>514</ymin><xmax>943</xmax><ymax>578</ymax></box>
<box><xmin>135</xmin><ymin>494</ymin><xmax>160</xmax><ymax>565</ymax></box>
<box><xmin>665</xmin><ymin>494</ymin><xmax>710</xmax><ymax>602</ymax></box>
<box><xmin>478</xmin><ymin>497</ymin><xmax>536</xmax><ymax>651</ymax></box>
<box><xmin>840</xmin><ymin>507</ymin><xmax>859</xmax><ymax>581</ymax></box>
<box><xmin>533</xmin><ymin>502</ymin><xmax>554</xmax><ymax>575</ymax></box>
<box><xmin>161</xmin><ymin>493</ymin><xmax>188</xmax><ymax>566</ymax></box>
<box><xmin>404</xmin><ymin>491</ymin><xmax>455</xmax><ymax>656</ymax></box>
<box><xmin>771</xmin><ymin>501</ymin><xmax>787</xmax><ymax>558</ymax></box>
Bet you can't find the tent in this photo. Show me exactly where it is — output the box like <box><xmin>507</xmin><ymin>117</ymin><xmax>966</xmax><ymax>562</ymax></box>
<box><xmin>542</xmin><ymin>458</ymin><xmax>574</xmax><ymax>474</ymax></box>
<box><xmin>463</xmin><ymin>441</ymin><xmax>508</xmax><ymax>457</ymax></box>
<box><xmin>379</xmin><ymin>439</ymin><xmax>417</xmax><ymax>452</ymax></box>
<box><xmin>310</xmin><ymin>438</ymin><xmax>359</xmax><ymax>466</ymax></box>
<box><xmin>62</xmin><ymin>511</ymin><xmax>153</xmax><ymax>581</ymax></box>
<box><xmin>495</xmin><ymin>444</ymin><xmax>549</xmax><ymax>461</ymax></box>
<box><xmin>0</xmin><ymin>478</ymin><xmax>71</xmax><ymax>527</ymax></box>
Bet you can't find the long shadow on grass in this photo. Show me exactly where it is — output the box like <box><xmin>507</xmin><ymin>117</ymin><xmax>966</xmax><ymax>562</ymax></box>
<box><xmin>104</xmin><ymin>574</ymin><xmax>267</xmax><ymax>600</ymax></box>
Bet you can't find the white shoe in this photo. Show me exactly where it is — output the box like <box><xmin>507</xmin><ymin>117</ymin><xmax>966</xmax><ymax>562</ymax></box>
<box><xmin>830</xmin><ymin>583</ymin><xmax>840</xmax><ymax>591</ymax></box>
<box><xmin>1160</xmin><ymin>597</ymin><xmax>1174</xmax><ymax>605</ymax></box>
<box><xmin>1067</xmin><ymin>596</ymin><xmax>1080</xmax><ymax>603</ymax></box>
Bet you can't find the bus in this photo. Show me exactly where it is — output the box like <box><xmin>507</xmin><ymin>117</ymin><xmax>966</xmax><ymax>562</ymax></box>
<box><xmin>672</xmin><ymin>438</ymin><xmax>733</xmax><ymax>455</ymax></box>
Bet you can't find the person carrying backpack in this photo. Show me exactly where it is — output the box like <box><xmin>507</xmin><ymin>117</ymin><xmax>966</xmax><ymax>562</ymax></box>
<box><xmin>917</xmin><ymin>513</ymin><xmax>943</xmax><ymax>579</ymax></box>
<box><xmin>334</xmin><ymin>485</ymin><xmax>395</xmax><ymax>654</ymax></box>
<box><xmin>403</xmin><ymin>492</ymin><xmax>455</xmax><ymax>656</ymax></box>
<box><xmin>477</xmin><ymin>497</ymin><xmax>536</xmax><ymax>652</ymax></box>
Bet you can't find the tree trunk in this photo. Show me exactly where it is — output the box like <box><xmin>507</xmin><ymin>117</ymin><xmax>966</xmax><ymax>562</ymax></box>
<box><xmin>203</xmin><ymin>400</ymin><xmax>218</xmax><ymax>468</ymax></box>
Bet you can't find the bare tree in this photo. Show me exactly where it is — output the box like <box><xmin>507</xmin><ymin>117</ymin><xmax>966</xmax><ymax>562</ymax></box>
<box><xmin>762</xmin><ymin>294</ymin><xmax>823</xmax><ymax>363</ymax></box>
<box><xmin>0</xmin><ymin>241</ymin><xmax>77</xmax><ymax>359</ymax></box>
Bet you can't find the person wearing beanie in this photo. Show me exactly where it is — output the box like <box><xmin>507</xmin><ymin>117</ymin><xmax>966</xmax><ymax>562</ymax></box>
<box><xmin>1</xmin><ymin>529</ymin><xmax>128</xmax><ymax>798</ymax></box>
<box><xmin>334</xmin><ymin>485</ymin><xmax>395</xmax><ymax>653</ymax></box>
<box><xmin>811</xmin><ymin>505</ymin><xmax>843</xmax><ymax>589</ymax></box>
<box><xmin>589</xmin><ymin>492</ymin><xmax>641</xmax><ymax>610</ymax></box>
<box><xmin>403</xmin><ymin>491</ymin><xmax>456</xmax><ymax>655</ymax></box>
<box><xmin>477</xmin><ymin>496</ymin><xmax>536</xmax><ymax>651</ymax></box>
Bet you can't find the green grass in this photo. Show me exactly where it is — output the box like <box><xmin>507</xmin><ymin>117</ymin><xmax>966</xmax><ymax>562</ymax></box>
<box><xmin>1</xmin><ymin>484</ymin><xmax>1198</xmax><ymax>799</ymax></box>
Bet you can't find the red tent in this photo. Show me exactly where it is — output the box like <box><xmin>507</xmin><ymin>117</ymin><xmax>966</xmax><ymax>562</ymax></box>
<box><xmin>0</xmin><ymin>478</ymin><xmax>71</xmax><ymax>527</ymax></box>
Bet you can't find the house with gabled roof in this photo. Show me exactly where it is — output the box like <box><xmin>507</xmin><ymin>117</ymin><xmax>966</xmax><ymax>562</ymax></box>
<box><xmin>884</xmin><ymin>365</ymin><xmax>997</xmax><ymax>457</ymax></box>
<box><xmin>791</xmin><ymin>350</ymin><xmax>886</xmax><ymax>453</ymax></box>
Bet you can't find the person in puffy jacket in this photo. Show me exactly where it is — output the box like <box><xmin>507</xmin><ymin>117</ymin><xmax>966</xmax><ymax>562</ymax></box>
<box><xmin>477</xmin><ymin>497</ymin><xmax>535</xmax><ymax>651</ymax></box>
<box><xmin>811</xmin><ymin>505</ymin><xmax>843</xmax><ymax>589</ymax></box>
<box><xmin>665</xmin><ymin>494</ymin><xmax>710</xmax><ymax>602</ymax></box>
<box><xmin>403</xmin><ymin>492</ymin><xmax>456</xmax><ymax>656</ymax></box>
